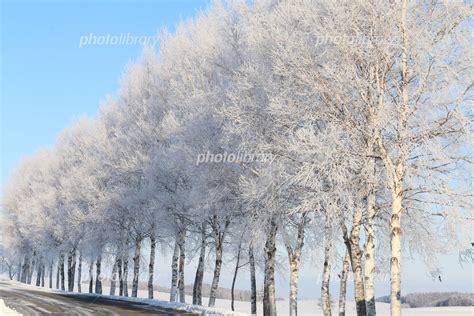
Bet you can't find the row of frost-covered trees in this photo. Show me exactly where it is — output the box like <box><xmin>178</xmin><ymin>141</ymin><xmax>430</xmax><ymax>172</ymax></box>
<box><xmin>1</xmin><ymin>1</ymin><xmax>472</xmax><ymax>316</ymax></box>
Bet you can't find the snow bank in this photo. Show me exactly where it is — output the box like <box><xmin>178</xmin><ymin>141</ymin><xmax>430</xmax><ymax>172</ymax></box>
<box><xmin>0</xmin><ymin>299</ymin><xmax>21</xmax><ymax>316</ymax></box>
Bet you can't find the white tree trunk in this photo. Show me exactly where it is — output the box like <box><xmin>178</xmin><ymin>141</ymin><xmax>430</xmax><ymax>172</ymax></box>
<box><xmin>77</xmin><ymin>252</ymin><xmax>82</xmax><ymax>293</ymax></box>
<box><xmin>390</xmin><ymin>190</ymin><xmax>403</xmax><ymax>316</ymax></box>
<box><xmin>59</xmin><ymin>254</ymin><xmax>65</xmax><ymax>291</ymax></box>
<box><xmin>365</xmin><ymin>182</ymin><xmax>377</xmax><ymax>316</ymax></box>
<box><xmin>170</xmin><ymin>232</ymin><xmax>180</xmax><ymax>302</ymax></box>
<box><xmin>110</xmin><ymin>257</ymin><xmax>118</xmax><ymax>296</ymax></box>
<box><xmin>178</xmin><ymin>229</ymin><xmax>186</xmax><ymax>304</ymax></box>
<box><xmin>88</xmin><ymin>259</ymin><xmax>94</xmax><ymax>293</ymax></box>
<box><xmin>263</xmin><ymin>219</ymin><xmax>278</xmax><ymax>316</ymax></box>
<box><xmin>249</xmin><ymin>245</ymin><xmax>257</xmax><ymax>316</ymax></box>
<box><xmin>148</xmin><ymin>234</ymin><xmax>156</xmax><ymax>299</ymax></box>
<box><xmin>123</xmin><ymin>257</ymin><xmax>129</xmax><ymax>297</ymax></box>
<box><xmin>95</xmin><ymin>255</ymin><xmax>102</xmax><ymax>294</ymax></box>
<box><xmin>338</xmin><ymin>251</ymin><xmax>350</xmax><ymax>316</ymax></box>
<box><xmin>132</xmin><ymin>237</ymin><xmax>142</xmax><ymax>298</ymax></box>
<box><xmin>193</xmin><ymin>224</ymin><xmax>207</xmax><ymax>305</ymax></box>
<box><xmin>321</xmin><ymin>230</ymin><xmax>332</xmax><ymax>316</ymax></box>
<box><xmin>118</xmin><ymin>258</ymin><xmax>123</xmax><ymax>296</ymax></box>
<box><xmin>231</xmin><ymin>240</ymin><xmax>242</xmax><ymax>311</ymax></box>
<box><xmin>49</xmin><ymin>262</ymin><xmax>53</xmax><ymax>289</ymax></box>
<box><xmin>342</xmin><ymin>208</ymin><xmax>366</xmax><ymax>316</ymax></box>
<box><xmin>208</xmin><ymin>241</ymin><xmax>223</xmax><ymax>307</ymax></box>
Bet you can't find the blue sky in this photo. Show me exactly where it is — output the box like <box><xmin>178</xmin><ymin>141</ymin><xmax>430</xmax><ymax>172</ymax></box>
<box><xmin>1</xmin><ymin>0</ymin><xmax>209</xmax><ymax>186</ymax></box>
<box><xmin>0</xmin><ymin>0</ymin><xmax>471</xmax><ymax>298</ymax></box>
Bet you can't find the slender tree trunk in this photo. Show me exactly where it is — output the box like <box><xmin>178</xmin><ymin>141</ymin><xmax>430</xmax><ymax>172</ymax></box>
<box><xmin>118</xmin><ymin>258</ymin><xmax>123</xmax><ymax>296</ymax></box>
<box><xmin>148</xmin><ymin>234</ymin><xmax>157</xmax><ymax>299</ymax></box>
<box><xmin>59</xmin><ymin>254</ymin><xmax>65</xmax><ymax>291</ymax></box>
<box><xmin>21</xmin><ymin>256</ymin><xmax>28</xmax><ymax>283</ymax></box>
<box><xmin>77</xmin><ymin>252</ymin><xmax>82</xmax><ymax>293</ymax></box>
<box><xmin>35</xmin><ymin>260</ymin><xmax>42</xmax><ymax>286</ymax></box>
<box><xmin>389</xmin><ymin>1</ymin><xmax>408</xmax><ymax>315</ymax></box>
<box><xmin>49</xmin><ymin>262</ymin><xmax>53</xmax><ymax>289</ymax></box>
<box><xmin>95</xmin><ymin>255</ymin><xmax>102</xmax><ymax>294</ymax></box>
<box><xmin>231</xmin><ymin>241</ymin><xmax>242</xmax><ymax>311</ymax></box>
<box><xmin>288</xmin><ymin>259</ymin><xmax>300</xmax><ymax>316</ymax></box>
<box><xmin>342</xmin><ymin>207</ymin><xmax>366</xmax><ymax>316</ymax></box>
<box><xmin>41</xmin><ymin>263</ymin><xmax>45</xmax><ymax>287</ymax></box>
<box><xmin>286</xmin><ymin>212</ymin><xmax>307</xmax><ymax>316</ymax></box>
<box><xmin>123</xmin><ymin>257</ymin><xmax>129</xmax><ymax>297</ymax></box>
<box><xmin>321</xmin><ymin>229</ymin><xmax>333</xmax><ymax>316</ymax></box>
<box><xmin>170</xmin><ymin>233</ymin><xmax>180</xmax><ymax>302</ymax></box>
<box><xmin>132</xmin><ymin>237</ymin><xmax>142</xmax><ymax>298</ymax></box>
<box><xmin>67</xmin><ymin>252</ymin><xmax>72</xmax><ymax>291</ymax></box>
<box><xmin>88</xmin><ymin>259</ymin><xmax>94</xmax><ymax>293</ymax></box>
<box><xmin>263</xmin><ymin>218</ymin><xmax>278</xmax><ymax>316</ymax></box>
<box><xmin>338</xmin><ymin>251</ymin><xmax>350</xmax><ymax>316</ymax></box>
<box><xmin>178</xmin><ymin>229</ymin><xmax>186</xmax><ymax>304</ymax></box>
<box><xmin>208</xmin><ymin>241</ymin><xmax>223</xmax><ymax>307</ymax></box>
<box><xmin>67</xmin><ymin>250</ymin><xmax>76</xmax><ymax>292</ymax></box>
<box><xmin>16</xmin><ymin>261</ymin><xmax>21</xmax><ymax>282</ymax></box>
<box><xmin>193</xmin><ymin>223</ymin><xmax>207</xmax><ymax>305</ymax></box>
<box><xmin>390</xmin><ymin>190</ymin><xmax>403</xmax><ymax>316</ymax></box>
<box><xmin>110</xmin><ymin>257</ymin><xmax>118</xmax><ymax>296</ymax></box>
<box><xmin>249</xmin><ymin>245</ymin><xmax>257</xmax><ymax>316</ymax></box>
<box><xmin>365</xmin><ymin>180</ymin><xmax>377</xmax><ymax>316</ymax></box>
<box><xmin>56</xmin><ymin>257</ymin><xmax>60</xmax><ymax>289</ymax></box>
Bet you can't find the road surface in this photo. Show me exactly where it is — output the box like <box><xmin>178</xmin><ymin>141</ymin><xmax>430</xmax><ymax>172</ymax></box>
<box><xmin>0</xmin><ymin>281</ymin><xmax>198</xmax><ymax>315</ymax></box>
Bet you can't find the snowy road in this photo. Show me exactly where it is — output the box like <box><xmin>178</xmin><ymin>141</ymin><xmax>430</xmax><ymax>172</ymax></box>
<box><xmin>0</xmin><ymin>281</ymin><xmax>198</xmax><ymax>315</ymax></box>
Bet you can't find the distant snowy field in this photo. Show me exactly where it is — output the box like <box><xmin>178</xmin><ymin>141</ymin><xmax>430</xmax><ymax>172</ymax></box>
<box><xmin>2</xmin><ymin>279</ymin><xmax>472</xmax><ymax>316</ymax></box>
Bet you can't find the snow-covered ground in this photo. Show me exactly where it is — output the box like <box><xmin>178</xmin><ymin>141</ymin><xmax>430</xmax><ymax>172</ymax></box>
<box><xmin>3</xmin><ymin>280</ymin><xmax>473</xmax><ymax>316</ymax></box>
<box><xmin>0</xmin><ymin>299</ymin><xmax>21</xmax><ymax>316</ymax></box>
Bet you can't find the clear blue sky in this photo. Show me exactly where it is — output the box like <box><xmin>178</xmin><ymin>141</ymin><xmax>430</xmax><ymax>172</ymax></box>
<box><xmin>0</xmin><ymin>0</ymin><xmax>471</xmax><ymax>298</ymax></box>
<box><xmin>1</xmin><ymin>0</ymin><xmax>209</xmax><ymax>186</ymax></box>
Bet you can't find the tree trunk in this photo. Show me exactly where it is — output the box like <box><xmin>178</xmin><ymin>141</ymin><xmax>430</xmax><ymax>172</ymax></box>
<box><xmin>338</xmin><ymin>251</ymin><xmax>350</xmax><ymax>316</ymax></box>
<box><xmin>342</xmin><ymin>207</ymin><xmax>366</xmax><ymax>316</ymax></box>
<box><xmin>49</xmin><ymin>262</ymin><xmax>53</xmax><ymax>289</ymax></box>
<box><xmin>95</xmin><ymin>255</ymin><xmax>102</xmax><ymax>294</ymax></box>
<box><xmin>365</xmin><ymin>181</ymin><xmax>377</xmax><ymax>316</ymax></box>
<box><xmin>56</xmin><ymin>257</ymin><xmax>60</xmax><ymax>289</ymax></box>
<box><xmin>41</xmin><ymin>263</ymin><xmax>45</xmax><ymax>287</ymax></box>
<box><xmin>110</xmin><ymin>257</ymin><xmax>118</xmax><ymax>296</ymax></box>
<box><xmin>390</xmin><ymin>190</ymin><xmax>403</xmax><ymax>316</ymax></box>
<box><xmin>389</xmin><ymin>1</ymin><xmax>408</xmax><ymax>315</ymax></box>
<box><xmin>132</xmin><ymin>237</ymin><xmax>142</xmax><ymax>298</ymax></box>
<box><xmin>77</xmin><ymin>252</ymin><xmax>82</xmax><ymax>293</ymax></box>
<box><xmin>288</xmin><ymin>259</ymin><xmax>300</xmax><ymax>316</ymax></box>
<box><xmin>193</xmin><ymin>223</ymin><xmax>207</xmax><ymax>305</ymax></box>
<box><xmin>178</xmin><ymin>229</ymin><xmax>186</xmax><ymax>304</ymax></box>
<box><xmin>148</xmin><ymin>234</ymin><xmax>157</xmax><ymax>299</ymax></box>
<box><xmin>249</xmin><ymin>245</ymin><xmax>257</xmax><ymax>316</ymax></box>
<box><xmin>321</xmin><ymin>229</ymin><xmax>333</xmax><ymax>316</ymax></box>
<box><xmin>123</xmin><ymin>257</ymin><xmax>129</xmax><ymax>297</ymax></box>
<box><xmin>263</xmin><ymin>218</ymin><xmax>278</xmax><ymax>316</ymax></box>
<box><xmin>67</xmin><ymin>250</ymin><xmax>76</xmax><ymax>292</ymax></box>
<box><xmin>170</xmin><ymin>233</ymin><xmax>180</xmax><ymax>302</ymax></box>
<box><xmin>60</xmin><ymin>254</ymin><xmax>65</xmax><ymax>291</ymax></box>
<box><xmin>118</xmin><ymin>258</ymin><xmax>123</xmax><ymax>296</ymax></box>
<box><xmin>16</xmin><ymin>261</ymin><xmax>21</xmax><ymax>282</ymax></box>
<box><xmin>285</xmin><ymin>212</ymin><xmax>307</xmax><ymax>316</ymax></box>
<box><xmin>35</xmin><ymin>260</ymin><xmax>42</xmax><ymax>286</ymax></box>
<box><xmin>21</xmin><ymin>256</ymin><xmax>28</xmax><ymax>283</ymax></box>
<box><xmin>231</xmin><ymin>241</ymin><xmax>242</xmax><ymax>311</ymax></box>
<box><xmin>208</xmin><ymin>241</ymin><xmax>223</xmax><ymax>307</ymax></box>
<box><xmin>88</xmin><ymin>259</ymin><xmax>94</xmax><ymax>293</ymax></box>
